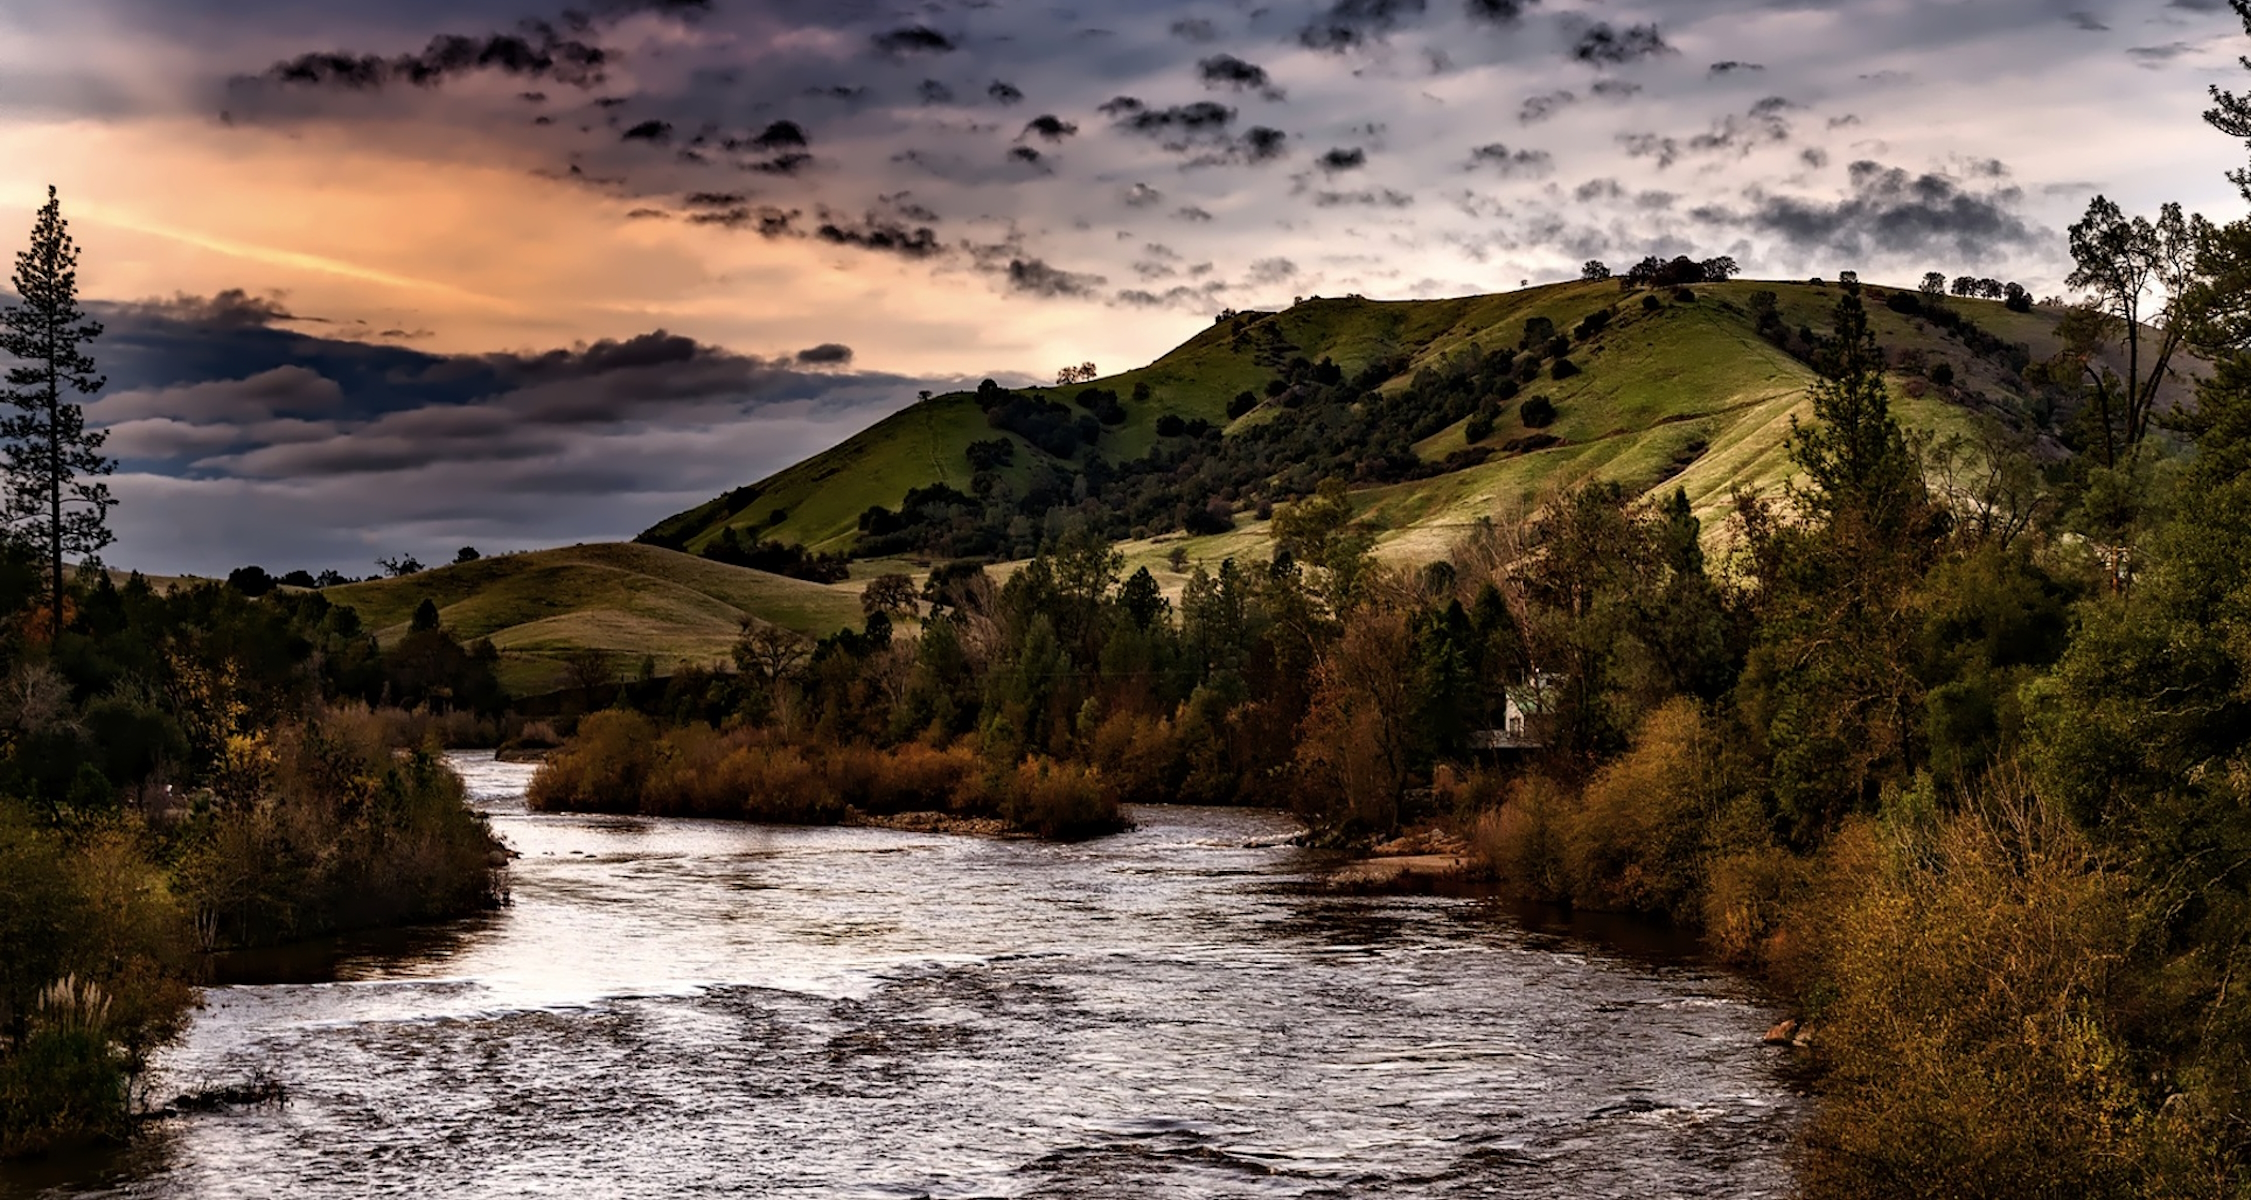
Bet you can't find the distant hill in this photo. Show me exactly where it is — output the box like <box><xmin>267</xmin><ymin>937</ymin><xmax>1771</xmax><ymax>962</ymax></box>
<box><xmin>643</xmin><ymin>278</ymin><xmax>2146</xmax><ymax>568</ymax></box>
<box><xmin>322</xmin><ymin>543</ymin><xmax>863</xmax><ymax>696</ymax></box>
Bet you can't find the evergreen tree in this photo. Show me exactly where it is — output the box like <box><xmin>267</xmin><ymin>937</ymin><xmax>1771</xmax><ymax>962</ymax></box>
<box><xmin>1</xmin><ymin>187</ymin><xmax>114</xmax><ymax>639</ymax></box>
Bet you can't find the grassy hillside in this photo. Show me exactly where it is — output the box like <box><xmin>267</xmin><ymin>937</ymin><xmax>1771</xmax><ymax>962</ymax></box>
<box><xmin>650</xmin><ymin>277</ymin><xmax>2142</xmax><ymax>568</ymax></box>
<box><xmin>323</xmin><ymin>543</ymin><xmax>861</xmax><ymax>695</ymax></box>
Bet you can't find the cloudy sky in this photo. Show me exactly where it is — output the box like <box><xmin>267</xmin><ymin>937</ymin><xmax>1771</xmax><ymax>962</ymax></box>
<box><xmin>1</xmin><ymin>0</ymin><xmax>2247</xmax><ymax>575</ymax></box>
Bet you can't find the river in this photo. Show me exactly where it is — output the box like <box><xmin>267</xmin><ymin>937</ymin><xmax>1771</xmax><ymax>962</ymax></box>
<box><xmin>9</xmin><ymin>752</ymin><xmax>1805</xmax><ymax>1198</ymax></box>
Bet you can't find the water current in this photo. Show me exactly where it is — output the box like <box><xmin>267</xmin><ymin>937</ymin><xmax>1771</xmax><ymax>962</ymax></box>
<box><xmin>10</xmin><ymin>752</ymin><xmax>1806</xmax><ymax>1198</ymax></box>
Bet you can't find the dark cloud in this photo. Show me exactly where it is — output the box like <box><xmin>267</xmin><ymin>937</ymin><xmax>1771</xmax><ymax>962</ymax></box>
<box><xmin>1709</xmin><ymin>61</ymin><xmax>1764</xmax><ymax>75</ymax></box>
<box><xmin>1169</xmin><ymin>18</ymin><xmax>1218</xmax><ymax>42</ymax></box>
<box><xmin>1619</xmin><ymin>132</ymin><xmax>1681</xmax><ymax>168</ymax></box>
<box><xmin>745</xmin><ymin>120</ymin><xmax>806</xmax><ymax>150</ymax></box>
<box><xmin>917</xmin><ymin>79</ymin><xmax>954</xmax><ymax>104</ymax></box>
<box><xmin>1247</xmin><ymin>257</ymin><xmax>1297</xmax><ymax>284</ymax></box>
<box><xmin>1300</xmin><ymin>0</ymin><xmax>1429</xmax><ymax>52</ymax></box>
<box><xmin>2128</xmin><ymin>42</ymin><xmax>2197</xmax><ymax>66</ymax></box>
<box><xmin>1705</xmin><ymin>159</ymin><xmax>2042</xmax><ymax>262</ymax></box>
<box><xmin>683</xmin><ymin>191</ymin><xmax>745</xmax><ymax>208</ymax></box>
<box><xmin>749</xmin><ymin>151</ymin><xmax>813</xmax><ymax>175</ymax></box>
<box><xmin>794</xmin><ymin>343</ymin><xmax>853</xmax><ymax>365</ymax></box>
<box><xmin>1023</xmin><ymin>114</ymin><xmax>1078</xmax><ymax>141</ymax></box>
<box><xmin>686</xmin><ymin>205</ymin><xmax>799</xmax><ymax>235</ymax></box>
<box><xmin>1571</xmin><ymin>23</ymin><xmax>1674</xmax><ymax>67</ymax></box>
<box><xmin>1175</xmin><ymin>206</ymin><xmax>1214</xmax><ymax>221</ymax></box>
<box><xmin>1003</xmin><ymin>258</ymin><xmax>1105</xmax><ymax>297</ymax></box>
<box><xmin>621</xmin><ymin>119</ymin><xmax>671</xmax><ymax>143</ymax></box>
<box><xmin>1239</xmin><ymin>126</ymin><xmax>1289</xmax><ymax>162</ymax></box>
<box><xmin>93</xmin><ymin>365</ymin><xmax>345</xmax><ymax>425</ymax></box>
<box><xmin>1198</xmin><ymin>54</ymin><xmax>1280</xmax><ymax>98</ymax></box>
<box><xmin>1116</xmin><ymin>100</ymin><xmax>1236</xmax><ymax>135</ymax></box>
<box><xmin>987</xmin><ymin>80</ymin><xmax>1024</xmax><ymax>105</ymax></box>
<box><xmin>815</xmin><ymin>212</ymin><xmax>942</xmax><ymax>257</ymax></box>
<box><xmin>1318</xmin><ymin>147</ymin><xmax>1367</xmax><ymax>172</ymax></box>
<box><xmin>2067</xmin><ymin>11</ymin><xmax>2108</xmax><ymax>31</ymax></box>
<box><xmin>256</xmin><ymin>31</ymin><xmax>608</xmax><ymax>92</ymax></box>
<box><xmin>1123</xmin><ymin>182</ymin><xmax>1163</xmax><ymax>207</ymax></box>
<box><xmin>1465</xmin><ymin>0</ymin><xmax>1540</xmax><ymax>25</ymax></box>
<box><xmin>1007</xmin><ymin>145</ymin><xmax>1046</xmax><ymax>166</ymax></box>
<box><xmin>133</xmin><ymin>289</ymin><xmax>297</xmax><ymax>329</ymax></box>
<box><xmin>1591</xmin><ymin>80</ymin><xmax>1642</xmax><ymax>99</ymax></box>
<box><xmin>1519</xmin><ymin>90</ymin><xmax>1575</xmax><ymax>123</ymax></box>
<box><xmin>872</xmin><ymin>26</ymin><xmax>956</xmax><ymax>56</ymax></box>
<box><xmin>1467</xmin><ymin>143</ymin><xmax>1555</xmax><ymax>177</ymax></box>
<box><xmin>1312</xmin><ymin>188</ymin><xmax>1413</xmax><ymax>207</ymax></box>
<box><xmin>1114</xmin><ymin>283</ymin><xmax>1225</xmax><ymax>309</ymax></box>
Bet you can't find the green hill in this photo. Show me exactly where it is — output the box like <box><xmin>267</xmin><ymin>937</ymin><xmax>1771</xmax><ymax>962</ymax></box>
<box><xmin>323</xmin><ymin>543</ymin><xmax>863</xmax><ymax>695</ymax></box>
<box><xmin>646</xmin><ymin>278</ymin><xmax>2143</xmax><ymax>568</ymax></box>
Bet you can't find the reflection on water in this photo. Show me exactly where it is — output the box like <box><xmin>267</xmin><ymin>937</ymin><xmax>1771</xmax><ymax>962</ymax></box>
<box><xmin>8</xmin><ymin>752</ymin><xmax>1804</xmax><ymax>1198</ymax></box>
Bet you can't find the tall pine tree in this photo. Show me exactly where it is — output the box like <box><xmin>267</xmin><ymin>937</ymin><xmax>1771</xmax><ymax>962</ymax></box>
<box><xmin>1</xmin><ymin>186</ymin><xmax>114</xmax><ymax>639</ymax></box>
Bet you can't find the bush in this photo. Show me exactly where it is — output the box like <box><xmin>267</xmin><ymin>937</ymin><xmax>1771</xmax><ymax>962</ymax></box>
<box><xmin>998</xmin><ymin>758</ymin><xmax>1127</xmax><ymax>840</ymax></box>
<box><xmin>1</xmin><ymin>807</ymin><xmax>196</xmax><ymax>1157</ymax></box>
<box><xmin>1794</xmin><ymin>770</ymin><xmax>2224</xmax><ymax>1198</ymax></box>
<box><xmin>1560</xmin><ymin>700</ymin><xmax>1720</xmax><ymax>918</ymax></box>
<box><xmin>527</xmin><ymin>709</ymin><xmax>655</xmax><ymax>814</ymax></box>
<box><xmin>179</xmin><ymin>731</ymin><xmax>506</xmax><ymax>947</ymax></box>
<box><xmin>1520</xmin><ymin>396</ymin><xmax>1557</xmax><ymax>427</ymax></box>
<box><xmin>1549</xmin><ymin>358</ymin><xmax>1580</xmax><ymax>381</ymax></box>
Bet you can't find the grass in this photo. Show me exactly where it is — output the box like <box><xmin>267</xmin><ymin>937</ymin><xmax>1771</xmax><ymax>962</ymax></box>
<box><xmin>323</xmin><ymin>543</ymin><xmax>862</xmax><ymax>695</ymax></box>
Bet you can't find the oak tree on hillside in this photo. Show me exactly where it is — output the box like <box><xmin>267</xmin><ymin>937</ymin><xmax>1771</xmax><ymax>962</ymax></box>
<box><xmin>2061</xmin><ymin>195</ymin><xmax>2206</xmax><ymax>464</ymax></box>
<box><xmin>1</xmin><ymin>187</ymin><xmax>114</xmax><ymax>639</ymax></box>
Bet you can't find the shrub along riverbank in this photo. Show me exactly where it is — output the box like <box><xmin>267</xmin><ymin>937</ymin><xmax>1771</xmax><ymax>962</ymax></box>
<box><xmin>526</xmin><ymin>710</ymin><xmax>1126</xmax><ymax>840</ymax></box>
<box><xmin>0</xmin><ymin>561</ymin><xmax>508</xmax><ymax>1157</ymax></box>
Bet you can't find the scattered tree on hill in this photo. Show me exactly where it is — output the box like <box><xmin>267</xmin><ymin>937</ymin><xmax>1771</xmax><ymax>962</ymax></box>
<box><xmin>1920</xmin><ymin>271</ymin><xmax>1947</xmax><ymax>296</ymax></box>
<box><xmin>227</xmin><ymin>566</ymin><xmax>277</xmax><ymax>597</ymax></box>
<box><xmin>2057</xmin><ymin>195</ymin><xmax>2207</xmax><ymax>464</ymax></box>
<box><xmin>1</xmin><ymin>187</ymin><xmax>115</xmax><ymax>640</ymax></box>
<box><xmin>1580</xmin><ymin>259</ymin><xmax>1611</xmax><ymax>281</ymax></box>
<box><xmin>410</xmin><ymin>598</ymin><xmax>441</xmax><ymax>632</ymax></box>
<box><xmin>377</xmin><ymin>553</ymin><xmax>424</xmax><ymax>577</ymax></box>
<box><xmin>1055</xmin><ymin>362</ymin><xmax>1097</xmax><ymax>386</ymax></box>
<box><xmin>861</xmin><ymin>573</ymin><xmax>919</xmax><ymax>619</ymax></box>
<box><xmin>453</xmin><ymin>546</ymin><xmax>480</xmax><ymax>564</ymax></box>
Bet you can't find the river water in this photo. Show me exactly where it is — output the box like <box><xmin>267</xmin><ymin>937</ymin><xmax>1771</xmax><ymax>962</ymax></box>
<box><xmin>11</xmin><ymin>752</ymin><xmax>1805</xmax><ymax>1198</ymax></box>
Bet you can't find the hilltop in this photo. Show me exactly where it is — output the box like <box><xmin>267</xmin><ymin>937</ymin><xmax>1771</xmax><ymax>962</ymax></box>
<box><xmin>322</xmin><ymin>542</ymin><xmax>863</xmax><ymax>695</ymax></box>
<box><xmin>642</xmin><ymin>277</ymin><xmax>2139</xmax><ymax>570</ymax></box>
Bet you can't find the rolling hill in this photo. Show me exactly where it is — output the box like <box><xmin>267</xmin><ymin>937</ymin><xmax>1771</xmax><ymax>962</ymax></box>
<box><xmin>644</xmin><ymin>277</ymin><xmax>2140</xmax><ymax>568</ymax></box>
<box><xmin>322</xmin><ymin>542</ymin><xmax>864</xmax><ymax>695</ymax></box>
<box><xmin>344</xmin><ymin>276</ymin><xmax>2176</xmax><ymax>697</ymax></box>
